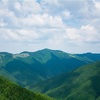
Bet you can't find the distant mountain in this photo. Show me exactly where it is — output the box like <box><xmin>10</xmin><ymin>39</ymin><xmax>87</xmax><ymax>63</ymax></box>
<box><xmin>32</xmin><ymin>61</ymin><xmax>100</xmax><ymax>100</ymax></box>
<box><xmin>0</xmin><ymin>76</ymin><xmax>54</xmax><ymax>100</ymax></box>
<box><xmin>75</xmin><ymin>52</ymin><xmax>100</xmax><ymax>62</ymax></box>
<box><xmin>0</xmin><ymin>49</ymin><xmax>100</xmax><ymax>87</ymax></box>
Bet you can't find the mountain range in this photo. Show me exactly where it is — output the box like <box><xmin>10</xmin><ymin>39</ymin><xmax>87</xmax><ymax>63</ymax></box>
<box><xmin>0</xmin><ymin>49</ymin><xmax>100</xmax><ymax>100</ymax></box>
<box><xmin>32</xmin><ymin>61</ymin><xmax>100</xmax><ymax>100</ymax></box>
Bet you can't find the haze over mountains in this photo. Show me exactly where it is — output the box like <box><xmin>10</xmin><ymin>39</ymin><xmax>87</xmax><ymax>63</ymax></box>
<box><xmin>0</xmin><ymin>49</ymin><xmax>100</xmax><ymax>100</ymax></box>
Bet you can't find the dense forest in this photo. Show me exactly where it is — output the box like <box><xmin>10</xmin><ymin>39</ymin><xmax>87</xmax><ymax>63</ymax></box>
<box><xmin>0</xmin><ymin>49</ymin><xmax>100</xmax><ymax>100</ymax></box>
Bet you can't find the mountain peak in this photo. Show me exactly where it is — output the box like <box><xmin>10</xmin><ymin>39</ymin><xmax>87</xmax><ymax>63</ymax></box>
<box><xmin>38</xmin><ymin>48</ymin><xmax>53</xmax><ymax>52</ymax></box>
<box><xmin>20</xmin><ymin>51</ymin><xmax>29</xmax><ymax>54</ymax></box>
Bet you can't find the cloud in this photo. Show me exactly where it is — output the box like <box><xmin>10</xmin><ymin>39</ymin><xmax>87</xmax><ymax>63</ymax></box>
<box><xmin>64</xmin><ymin>24</ymin><xmax>99</xmax><ymax>42</ymax></box>
<box><xmin>62</xmin><ymin>10</ymin><xmax>71</xmax><ymax>20</ymax></box>
<box><xmin>0</xmin><ymin>0</ymin><xmax>100</xmax><ymax>53</ymax></box>
<box><xmin>94</xmin><ymin>0</ymin><xmax>100</xmax><ymax>10</ymax></box>
<box><xmin>17</xmin><ymin>14</ymin><xmax>65</xmax><ymax>29</ymax></box>
<box><xmin>14</xmin><ymin>1</ymin><xmax>21</xmax><ymax>10</ymax></box>
<box><xmin>21</xmin><ymin>0</ymin><xmax>42</xmax><ymax>14</ymax></box>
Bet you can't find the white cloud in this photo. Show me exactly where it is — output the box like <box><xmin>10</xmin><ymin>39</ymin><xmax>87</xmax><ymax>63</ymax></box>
<box><xmin>64</xmin><ymin>24</ymin><xmax>99</xmax><ymax>42</ymax></box>
<box><xmin>14</xmin><ymin>1</ymin><xmax>21</xmax><ymax>10</ymax></box>
<box><xmin>21</xmin><ymin>0</ymin><xmax>42</xmax><ymax>14</ymax></box>
<box><xmin>62</xmin><ymin>10</ymin><xmax>71</xmax><ymax>20</ymax></box>
<box><xmin>0</xmin><ymin>0</ymin><xmax>100</xmax><ymax>53</ymax></box>
<box><xmin>18</xmin><ymin>14</ymin><xmax>65</xmax><ymax>28</ymax></box>
<box><xmin>64</xmin><ymin>28</ymin><xmax>80</xmax><ymax>40</ymax></box>
<box><xmin>94</xmin><ymin>0</ymin><xmax>100</xmax><ymax>10</ymax></box>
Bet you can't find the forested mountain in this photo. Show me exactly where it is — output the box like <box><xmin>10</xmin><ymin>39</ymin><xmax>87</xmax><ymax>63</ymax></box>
<box><xmin>32</xmin><ymin>61</ymin><xmax>100</xmax><ymax>100</ymax></box>
<box><xmin>0</xmin><ymin>49</ymin><xmax>100</xmax><ymax>88</ymax></box>
<box><xmin>0</xmin><ymin>76</ymin><xmax>54</xmax><ymax>100</ymax></box>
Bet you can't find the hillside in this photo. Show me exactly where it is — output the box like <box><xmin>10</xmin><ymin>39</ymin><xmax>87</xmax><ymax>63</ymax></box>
<box><xmin>0</xmin><ymin>49</ymin><xmax>100</xmax><ymax>87</ymax></box>
<box><xmin>32</xmin><ymin>61</ymin><xmax>100</xmax><ymax>100</ymax></box>
<box><xmin>0</xmin><ymin>76</ymin><xmax>54</xmax><ymax>100</ymax></box>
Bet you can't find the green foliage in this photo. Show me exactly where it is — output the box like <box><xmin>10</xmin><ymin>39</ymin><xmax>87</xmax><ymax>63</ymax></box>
<box><xmin>0</xmin><ymin>76</ymin><xmax>55</xmax><ymax>100</ymax></box>
<box><xmin>1</xmin><ymin>49</ymin><xmax>97</xmax><ymax>88</ymax></box>
<box><xmin>32</xmin><ymin>61</ymin><xmax>100</xmax><ymax>100</ymax></box>
<box><xmin>0</xmin><ymin>49</ymin><xmax>100</xmax><ymax>99</ymax></box>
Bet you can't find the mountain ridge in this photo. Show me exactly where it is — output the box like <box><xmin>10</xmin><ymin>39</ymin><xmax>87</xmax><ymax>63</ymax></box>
<box><xmin>1</xmin><ymin>48</ymin><xmax>100</xmax><ymax>55</ymax></box>
<box><xmin>0</xmin><ymin>49</ymin><xmax>100</xmax><ymax>88</ymax></box>
<box><xmin>32</xmin><ymin>61</ymin><xmax>100</xmax><ymax>100</ymax></box>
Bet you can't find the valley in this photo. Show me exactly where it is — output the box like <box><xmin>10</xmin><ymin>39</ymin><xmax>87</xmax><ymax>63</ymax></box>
<box><xmin>0</xmin><ymin>49</ymin><xmax>100</xmax><ymax>100</ymax></box>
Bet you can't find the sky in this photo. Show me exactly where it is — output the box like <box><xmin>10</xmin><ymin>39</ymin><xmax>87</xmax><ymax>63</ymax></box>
<box><xmin>0</xmin><ymin>0</ymin><xmax>100</xmax><ymax>53</ymax></box>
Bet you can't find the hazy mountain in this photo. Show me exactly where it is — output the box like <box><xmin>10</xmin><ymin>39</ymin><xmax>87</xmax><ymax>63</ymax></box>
<box><xmin>0</xmin><ymin>76</ymin><xmax>54</xmax><ymax>100</ymax></box>
<box><xmin>0</xmin><ymin>49</ymin><xmax>100</xmax><ymax>87</ymax></box>
<box><xmin>32</xmin><ymin>61</ymin><xmax>100</xmax><ymax>100</ymax></box>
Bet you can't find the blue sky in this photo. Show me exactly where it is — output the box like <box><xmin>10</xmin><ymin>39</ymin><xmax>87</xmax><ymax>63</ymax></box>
<box><xmin>0</xmin><ymin>0</ymin><xmax>100</xmax><ymax>53</ymax></box>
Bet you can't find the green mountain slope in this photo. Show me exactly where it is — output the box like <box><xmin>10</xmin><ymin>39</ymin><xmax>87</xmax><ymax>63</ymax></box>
<box><xmin>0</xmin><ymin>53</ymin><xmax>23</xmax><ymax>85</ymax></box>
<box><xmin>0</xmin><ymin>49</ymin><xmax>100</xmax><ymax>88</ymax></box>
<box><xmin>0</xmin><ymin>76</ymin><xmax>54</xmax><ymax>100</ymax></box>
<box><xmin>32</xmin><ymin>61</ymin><xmax>100</xmax><ymax>100</ymax></box>
<box><xmin>76</xmin><ymin>52</ymin><xmax>100</xmax><ymax>61</ymax></box>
